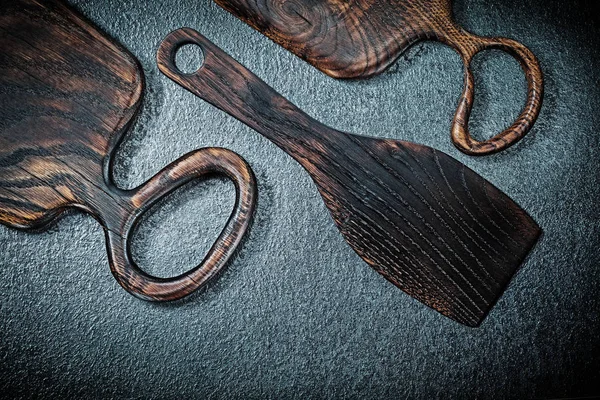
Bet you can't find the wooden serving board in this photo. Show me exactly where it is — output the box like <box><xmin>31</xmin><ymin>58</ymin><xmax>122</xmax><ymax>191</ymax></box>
<box><xmin>0</xmin><ymin>0</ymin><xmax>257</xmax><ymax>301</ymax></box>
<box><xmin>214</xmin><ymin>0</ymin><xmax>544</xmax><ymax>155</ymax></box>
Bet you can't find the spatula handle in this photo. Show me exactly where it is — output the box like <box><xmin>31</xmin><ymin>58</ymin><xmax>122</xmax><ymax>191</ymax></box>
<box><xmin>157</xmin><ymin>28</ymin><xmax>323</xmax><ymax>157</ymax></box>
<box><xmin>102</xmin><ymin>148</ymin><xmax>256</xmax><ymax>301</ymax></box>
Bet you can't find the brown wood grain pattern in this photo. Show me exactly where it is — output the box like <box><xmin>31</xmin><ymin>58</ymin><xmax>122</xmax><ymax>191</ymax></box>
<box><xmin>0</xmin><ymin>0</ymin><xmax>257</xmax><ymax>301</ymax></box>
<box><xmin>213</xmin><ymin>0</ymin><xmax>544</xmax><ymax>156</ymax></box>
<box><xmin>158</xmin><ymin>28</ymin><xmax>541</xmax><ymax>326</ymax></box>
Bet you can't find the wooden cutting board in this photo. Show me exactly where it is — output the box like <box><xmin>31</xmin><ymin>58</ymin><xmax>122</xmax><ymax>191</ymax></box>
<box><xmin>0</xmin><ymin>0</ymin><xmax>257</xmax><ymax>301</ymax></box>
<box><xmin>214</xmin><ymin>0</ymin><xmax>544</xmax><ymax>156</ymax></box>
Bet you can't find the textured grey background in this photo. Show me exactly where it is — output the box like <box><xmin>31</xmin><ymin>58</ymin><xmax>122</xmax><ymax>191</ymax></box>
<box><xmin>1</xmin><ymin>0</ymin><xmax>598</xmax><ymax>398</ymax></box>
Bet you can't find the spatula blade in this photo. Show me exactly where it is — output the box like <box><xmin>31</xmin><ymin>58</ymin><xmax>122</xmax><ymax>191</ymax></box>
<box><xmin>310</xmin><ymin>134</ymin><xmax>540</xmax><ymax>326</ymax></box>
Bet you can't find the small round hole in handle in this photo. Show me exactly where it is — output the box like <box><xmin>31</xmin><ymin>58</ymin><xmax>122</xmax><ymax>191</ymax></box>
<box><xmin>450</xmin><ymin>36</ymin><xmax>543</xmax><ymax>155</ymax></box>
<box><xmin>157</xmin><ymin>28</ymin><xmax>214</xmax><ymax>85</ymax></box>
<box><xmin>104</xmin><ymin>147</ymin><xmax>257</xmax><ymax>301</ymax></box>
<box><xmin>174</xmin><ymin>43</ymin><xmax>205</xmax><ymax>74</ymax></box>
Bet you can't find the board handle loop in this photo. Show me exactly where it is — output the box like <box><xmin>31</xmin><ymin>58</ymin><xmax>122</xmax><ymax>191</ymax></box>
<box><xmin>104</xmin><ymin>148</ymin><xmax>257</xmax><ymax>301</ymax></box>
<box><xmin>439</xmin><ymin>28</ymin><xmax>543</xmax><ymax>155</ymax></box>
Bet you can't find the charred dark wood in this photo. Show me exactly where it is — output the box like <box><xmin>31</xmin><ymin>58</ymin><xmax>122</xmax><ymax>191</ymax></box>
<box><xmin>158</xmin><ymin>28</ymin><xmax>541</xmax><ymax>326</ymax></box>
<box><xmin>0</xmin><ymin>0</ymin><xmax>257</xmax><ymax>301</ymax></box>
<box><xmin>214</xmin><ymin>0</ymin><xmax>544</xmax><ymax>155</ymax></box>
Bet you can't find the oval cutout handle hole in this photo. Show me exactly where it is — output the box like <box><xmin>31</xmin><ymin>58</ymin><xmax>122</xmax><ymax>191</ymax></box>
<box><xmin>130</xmin><ymin>178</ymin><xmax>235</xmax><ymax>278</ymax></box>
<box><xmin>468</xmin><ymin>49</ymin><xmax>525</xmax><ymax>142</ymax></box>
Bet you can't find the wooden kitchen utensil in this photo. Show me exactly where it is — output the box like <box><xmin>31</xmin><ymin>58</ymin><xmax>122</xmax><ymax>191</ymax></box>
<box><xmin>158</xmin><ymin>28</ymin><xmax>540</xmax><ymax>326</ymax></box>
<box><xmin>0</xmin><ymin>0</ymin><xmax>257</xmax><ymax>300</ymax></box>
<box><xmin>213</xmin><ymin>0</ymin><xmax>544</xmax><ymax>156</ymax></box>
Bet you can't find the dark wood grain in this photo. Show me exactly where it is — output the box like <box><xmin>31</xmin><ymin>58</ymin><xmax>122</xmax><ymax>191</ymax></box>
<box><xmin>158</xmin><ymin>28</ymin><xmax>541</xmax><ymax>326</ymax></box>
<box><xmin>213</xmin><ymin>0</ymin><xmax>544</xmax><ymax>156</ymax></box>
<box><xmin>0</xmin><ymin>0</ymin><xmax>257</xmax><ymax>301</ymax></box>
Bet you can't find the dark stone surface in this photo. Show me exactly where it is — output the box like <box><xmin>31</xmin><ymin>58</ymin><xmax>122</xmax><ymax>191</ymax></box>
<box><xmin>0</xmin><ymin>0</ymin><xmax>598</xmax><ymax>398</ymax></box>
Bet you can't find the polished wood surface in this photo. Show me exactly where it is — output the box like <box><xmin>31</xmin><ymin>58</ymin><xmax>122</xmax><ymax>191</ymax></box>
<box><xmin>158</xmin><ymin>28</ymin><xmax>541</xmax><ymax>326</ymax></box>
<box><xmin>0</xmin><ymin>0</ymin><xmax>257</xmax><ymax>300</ymax></box>
<box><xmin>214</xmin><ymin>0</ymin><xmax>544</xmax><ymax>156</ymax></box>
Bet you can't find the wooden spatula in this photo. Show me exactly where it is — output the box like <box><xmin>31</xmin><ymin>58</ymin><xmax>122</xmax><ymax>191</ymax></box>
<box><xmin>213</xmin><ymin>0</ymin><xmax>544</xmax><ymax>156</ymax></box>
<box><xmin>0</xmin><ymin>0</ymin><xmax>257</xmax><ymax>300</ymax></box>
<box><xmin>158</xmin><ymin>28</ymin><xmax>541</xmax><ymax>326</ymax></box>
